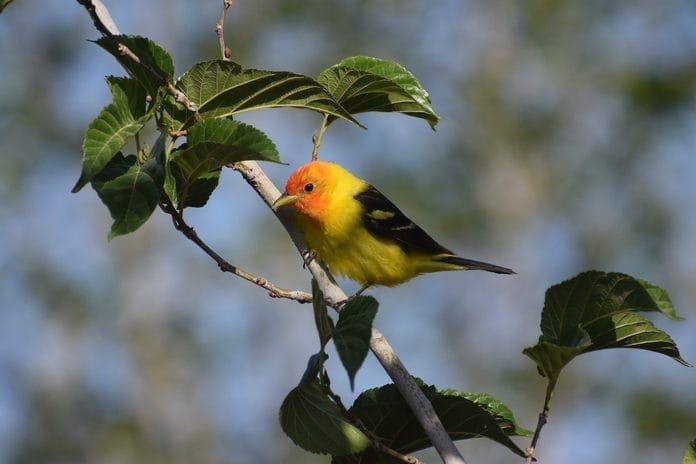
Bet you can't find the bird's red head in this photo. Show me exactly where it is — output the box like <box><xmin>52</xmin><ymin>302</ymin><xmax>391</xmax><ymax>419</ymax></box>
<box><xmin>273</xmin><ymin>161</ymin><xmax>338</xmax><ymax>223</ymax></box>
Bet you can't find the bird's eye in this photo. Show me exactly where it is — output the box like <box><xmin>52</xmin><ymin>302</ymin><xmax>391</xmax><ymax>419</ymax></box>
<box><xmin>303</xmin><ymin>183</ymin><xmax>314</xmax><ymax>192</ymax></box>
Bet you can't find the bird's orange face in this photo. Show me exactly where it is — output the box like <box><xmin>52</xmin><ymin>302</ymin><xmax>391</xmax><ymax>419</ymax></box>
<box><xmin>272</xmin><ymin>161</ymin><xmax>335</xmax><ymax>224</ymax></box>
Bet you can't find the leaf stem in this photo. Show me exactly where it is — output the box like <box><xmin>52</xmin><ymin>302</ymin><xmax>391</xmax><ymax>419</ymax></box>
<box><xmin>311</xmin><ymin>113</ymin><xmax>330</xmax><ymax>161</ymax></box>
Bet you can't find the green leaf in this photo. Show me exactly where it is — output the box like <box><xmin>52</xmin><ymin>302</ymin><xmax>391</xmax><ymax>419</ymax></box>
<box><xmin>317</xmin><ymin>56</ymin><xmax>440</xmax><ymax>129</ymax></box>
<box><xmin>683</xmin><ymin>439</ymin><xmax>696</xmax><ymax>464</ymax></box>
<box><xmin>333</xmin><ymin>296</ymin><xmax>378</xmax><ymax>390</ymax></box>
<box><xmin>95</xmin><ymin>35</ymin><xmax>174</xmax><ymax>97</ymax></box>
<box><xmin>106</xmin><ymin>76</ymin><xmax>150</xmax><ymax>116</ymax></box>
<box><xmin>521</xmin><ymin>342</ymin><xmax>584</xmax><ymax>393</ymax></box>
<box><xmin>638</xmin><ymin>278</ymin><xmax>684</xmax><ymax>321</ymax></box>
<box><xmin>539</xmin><ymin>271</ymin><xmax>685</xmax><ymax>345</ymax></box>
<box><xmin>583</xmin><ymin>311</ymin><xmax>686</xmax><ymax>356</ymax></box>
<box><xmin>186</xmin><ymin>117</ymin><xmax>280</xmax><ymax>158</ymax></box>
<box><xmin>72</xmin><ymin>77</ymin><xmax>151</xmax><ymax>192</ymax></box>
<box><xmin>523</xmin><ymin>271</ymin><xmax>691</xmax><ymax>403</ymax></box>
<box><xmin>336</xmin><ymin>379</ymin><xmax>528</xmax><ymax>463</ymax></box>
<box><xmin>167</xmin><ymin>118</ymin><xmax>279</xmax><ymax>208</ymax></box>
<box><xmin>91</xmin><ymin>154</ymin><xmax>164</xmax><ymax>239</ymax></box>
<box><xmin>279</xmin><ymin>381</ymin><xmax>371</xmax><ymax>456</ymax></box>
<box><xmin>162</xmin><ymin>60</ymin><xmax>361</xmax><ymax>132</ymax></box>
<box><xmin>168</xmin><ymin>168</ymin><xmax>221</xmax><ymax>209</ymax></box>
<box><xmin>451</xmin><ymin>391</ymin><xmax>533</xmax><ymax>437</ymax></box>
<box><xmin>312</xmin><ymin>279</ymin><xmax>334</xmax><ymax>350</ymax></box>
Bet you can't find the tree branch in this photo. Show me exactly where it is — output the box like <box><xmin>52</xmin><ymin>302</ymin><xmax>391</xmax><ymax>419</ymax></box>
<box><xmin>160</xmin><ymin>199</ymin><xmax>312</xmax><ymax>304</ymax></box>
<box><xmin>76</xmin><ymin>0</ymin><xmax>120</xmax><ymax>35</ymax></box>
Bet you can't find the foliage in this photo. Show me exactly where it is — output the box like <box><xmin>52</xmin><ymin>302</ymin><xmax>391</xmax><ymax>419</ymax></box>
<box><xmin>71</xmin><ymin>25</ymin><xmax>691</xmax><ymax>464</ymax></box>
<box><xmin>279</xmin><ymin>380</ymin><xmax>371</xmax><ymax>456</ymax></box>
<box><xmin>72</xmin><ymin>34</ymin><xmax>437</xmax><ymax>239</ymax></box>
<box><xmin>333</xmin><ymin>381</ymin><xmax>531</xmax><ymax>463</ymax></box>
<box><xmin>523</xmin><ymin>271</ymin><xmax>691</xmax><ymax>407</ymax></box>
<box><xmin>283</xmin><ymin>284</ymin><xmax>530</xmax><ymax>461</ymax></box>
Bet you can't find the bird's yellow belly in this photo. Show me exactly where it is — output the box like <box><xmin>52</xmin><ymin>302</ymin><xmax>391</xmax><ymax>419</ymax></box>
<box><xmin>299</xmin><ymin>217</ymin><xmax>419</xmax><ymax>286</ymax></box>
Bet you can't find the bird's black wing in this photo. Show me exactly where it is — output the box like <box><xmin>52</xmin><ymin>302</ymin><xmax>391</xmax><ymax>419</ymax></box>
<box><xmin>354</xmin><ymin>185</ymin><xmax>452</xmax><ymax>255</ymax></box>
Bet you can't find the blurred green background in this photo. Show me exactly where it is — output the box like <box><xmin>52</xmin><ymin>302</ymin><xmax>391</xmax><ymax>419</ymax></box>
<box><xmin>1</xmin><ymin>1</ymin><xmax>695</xmax><ymax>463</ymax></box>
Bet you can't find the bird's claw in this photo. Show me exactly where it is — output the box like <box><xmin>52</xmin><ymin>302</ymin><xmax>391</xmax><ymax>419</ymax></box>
<box><xmin>302</xmin><ymin>250</ymin><xmax>316</xmax><ymax>269</ymax></box>
<box><xmin>340</xmin><ymin>283</ymin><xmax>373</xmax><ymax>308</ymax></box>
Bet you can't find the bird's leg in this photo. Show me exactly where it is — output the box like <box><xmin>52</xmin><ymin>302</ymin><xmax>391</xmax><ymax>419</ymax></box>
<box><xmin>301</xmin><ymin>249</ymin><xmax>316</xmax><ymax>269</ymax></box>
<box><xmin>336</xmin><ymin>283</ymin><xmax>373</xmax><ymax>310</ymax></box>
<box><xmin>348</xmin><ymin>283</ymin><xmax>372</xmax><ymax>301</ymax></box>
<box><xmin>354</xmin><ymin>282</ymin><xmax>372</xmax><ymax>297</ymax></box>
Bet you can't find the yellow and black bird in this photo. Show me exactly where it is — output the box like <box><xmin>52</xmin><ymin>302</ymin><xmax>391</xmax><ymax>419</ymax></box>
<box><xmin>272</xmin><ymin>160</ymin><xmax>514</xmax><ymax>288</ymax></box>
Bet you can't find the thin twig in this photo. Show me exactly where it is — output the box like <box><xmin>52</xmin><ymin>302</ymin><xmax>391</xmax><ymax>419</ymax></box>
<box><xmin>77</xmin><ymin>1</ymin><xmax>200</xmax><ymax>118</ymax></box>
<box><xmin>525</xmin><ymin>408</ymin><xmax>549</xmax><ymax>463</ymax></box>
<box><xmin>311</xmin><ymin>113</ymin><xmax>330</xmax><ymax>161</ymax></box>
<box><xmin>116</xmin><ymin>41</ymin><xmax>199</xmax><ymax>114</ymax></box>
<box><xmin>525</xmin><ymin>384</ymin><xmax>554</xmax><ymax>462</ymax></box>
<box><xmin>376</xmin><ymin>443</ymin><xmax>423</xmax><ymax>464</ymax></box>
<box><xmin>215</xmin><ymin>0</ymin><xmax>234</xmax><ymax>61</ymax></box>
<box><xmin>160</xmin><ymin>200</ymin><xmax>312</xmax><ymax>304</ymax></box>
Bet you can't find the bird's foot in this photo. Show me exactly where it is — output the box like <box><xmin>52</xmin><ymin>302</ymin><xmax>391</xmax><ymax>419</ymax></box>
<box><xmin>340</xmin><ymin>283</ymin><xmax>373</xmax><ymax>309</ymax></box>
<box><xmin>301</xmin><ymin>250</ymin><xmax>316</xmax><ymax>269</ymax></box>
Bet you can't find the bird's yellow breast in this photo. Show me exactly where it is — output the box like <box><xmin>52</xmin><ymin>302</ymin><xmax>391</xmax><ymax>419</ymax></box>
<box><xmin>298</xmin><ymin>213</ymin><xmax>421</xmax><ymax>286</ymax></box>
<box><xmin>294</xmin><ymin>175</ymin><xmax>423</xmax><ymax>286</ymax></box>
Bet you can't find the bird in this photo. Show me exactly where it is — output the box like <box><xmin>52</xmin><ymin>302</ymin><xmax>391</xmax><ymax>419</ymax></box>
<box><xmin>272</xmin><ymin>160</ymin><xmax>514</xmax><ymax>289</ymax></box>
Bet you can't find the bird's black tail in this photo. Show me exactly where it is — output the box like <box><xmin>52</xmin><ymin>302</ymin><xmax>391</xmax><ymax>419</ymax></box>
<box><xmin>439</xmin><ymin>256</ymin><xmax>515</xmax><ymax>274</ymax></box>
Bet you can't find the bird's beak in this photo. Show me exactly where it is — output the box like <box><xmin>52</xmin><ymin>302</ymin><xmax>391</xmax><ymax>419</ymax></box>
<box><xmin>272</xmin><ymin>193</ymin><xmax>299</xmax><ymax>211</ymax></box>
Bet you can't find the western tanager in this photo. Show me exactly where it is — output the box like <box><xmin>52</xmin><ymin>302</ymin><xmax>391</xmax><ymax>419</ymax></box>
<box><xmin>272</xmin><ymin>161</ymin><xmax>514</xmax><ymax>287</ymax></box>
